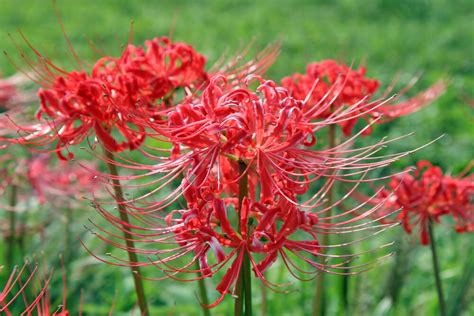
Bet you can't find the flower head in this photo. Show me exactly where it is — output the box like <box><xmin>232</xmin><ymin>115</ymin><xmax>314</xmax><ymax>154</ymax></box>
<box><xmin>84</xmin><ymin>74</ymin><xmax>416</xmax><ymax>307</ymax></box>
<box><xmin>281</xmin><ymin>60</ymin><xmax>445</xmax><ymax>136</ymax></box>
<box><xmin>0</xmin><ymin>152</ymin><xmax>97</xmax><ymax>207</ymax></box>
<box><xmin>362</xmin><ymin>161</ymin><xmax>473</xmax><ymax>244</ymax></box>
<box><xmin>0</xmin><ymin>73</ymin><xmax>35</xmax><ymax>111</ymax></box>
<box><xmin>1</xmin><ymin>31</ymin><xmax>279</xmax><ymax>159</ymax></box>
<box><xmin>16</xmin><ymin>37</ymin><xmax>207</xmax><ymax>158</ymax></box>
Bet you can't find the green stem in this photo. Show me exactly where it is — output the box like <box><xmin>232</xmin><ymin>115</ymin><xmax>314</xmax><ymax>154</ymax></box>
<box><xmin>234</xmin><ymin>160</ymin><xmax>252</xmax><ymax>316</ymax></box>
<box><xmin>234</xmin><ymin>271</ymin><xmax>244</xmax><ymax>316</ymax></box>
<box><xmin>104</xmin><ymin>148</ymin><xmax>149</xmax><ymax>316</ymax></box>
<box><xmin>6</xmin><ymin>184</ymin><xmax>17</xmax><ymax>272</ymax></box>
<box><xmin>260</xmin><ymin>282</ymin><xmax>267</xmax><ymax>316</ymax></box>
<box><xmin>195</xmin><ymin>261</ymin><xmax>211</xmax><ymax>316</ymax></box>
<box><xmin>64</xmin><ymin>207</ymin><xmax>73</xmax><ymax>265</ymax></box>
<box><xmin>312</xmin><ymin>123</ymin><xmax>336</xmax><ymax>316</ymax></box>
<box><xmin>428</xmin><ymin>220</ymin><xmax>446</xmax><ymax>316</ymax></box>
<box><xmin>341</xmin><ymin>265</ymin><xmax>349</xmax><ymax>314</ymax></box>
<box><xmin>447</xmin><ymin>241</ymin><xmax>474</xmax><ymax>316</ymax></box>
<box><xmin>243</xmin><ymin>251</ymin><xmax>252</xmax><ymax>316</ymax></box>
<box><xmin>382</xmin><ymin>235</ymin><xmax>411</xmax><ymax>307</ymax></box>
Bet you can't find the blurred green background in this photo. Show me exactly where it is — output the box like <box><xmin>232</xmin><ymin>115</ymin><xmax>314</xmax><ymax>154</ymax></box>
<box><xmin>0</xmin><ymin>0</ymin><xmax>473</xmax><ymax>315</ymax></box>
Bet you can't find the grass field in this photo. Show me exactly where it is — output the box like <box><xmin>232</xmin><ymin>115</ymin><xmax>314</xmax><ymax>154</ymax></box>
<box><xmin>0</xmin><ymin>0</ymin><xmax>473</xmax><ymax>315</ymax></box>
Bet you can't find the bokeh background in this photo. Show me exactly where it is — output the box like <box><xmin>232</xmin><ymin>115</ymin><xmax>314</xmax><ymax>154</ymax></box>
<box><xmin>0</xmin><ymin>0</ymin><xmax>473</xmax><ymax>315</ymax></box>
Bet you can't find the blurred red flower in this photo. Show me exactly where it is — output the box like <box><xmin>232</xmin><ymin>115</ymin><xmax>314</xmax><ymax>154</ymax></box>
<box><xmin>361</xmin><ymin>161</ymin><xmax>473</xmax><ymax>244</ymax></box>
<box><xmin>281</xmin><ymin>60</ymin><xmax>445</xmax><ymax>136</ymax></box>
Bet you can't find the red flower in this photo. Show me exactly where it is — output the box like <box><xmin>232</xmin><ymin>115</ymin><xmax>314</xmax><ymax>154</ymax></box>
<box><xmin>0</xmin><ymin>37</ymin><xmax>209</xmax><ymax>159</ymax></box>
<box><xmin>141</xmin><ymin>75</ymin><xmax>418</xmax><ymax>208</ymax></box>
<box><xmin>0</xmin><ymin>79</ymin><xmax>17</xmax><ymax>109</ymax></box>
<box><xmin>0</xmin><ymin>73</ymin><xmax>36</xmax><ymax>111</ymax></box>
<box><xmin>281</xmin><ymin>60</ymin><xmax>445</xmax><ymax>136</ymax></box>
<box><xmin>84</xmin><ymin>75</ymin><xmax>414</xmax><ymax>307</ymax></box>
<box><xmin>1</xmin><ymin>36</ymin><xmax>279</xmax><ymax>159</ymax></box>
<box><xmin>26</xmin><ymin>154</ymin><xmax>99</xmax><ymax>205</ymax></box>
<box><xmin>363</xmin><ymin>161</ymin><xmax>473</xmax><ymax>244</ymax></box>
<box><xmin>0</xmin><ymin>153</ymin><xmax>97</xmax><ymax>207</ymax></box>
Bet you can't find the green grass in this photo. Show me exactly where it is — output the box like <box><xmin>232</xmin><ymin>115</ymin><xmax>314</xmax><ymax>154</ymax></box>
<box><xmin>0</xmin><ymin>0</ymin><xmax>473</xmax><ymax>315</ymax></box>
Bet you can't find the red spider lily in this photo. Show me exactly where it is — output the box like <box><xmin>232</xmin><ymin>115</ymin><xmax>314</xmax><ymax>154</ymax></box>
<box><xmin>106</xmin><ymin>74</ymin><xmax>426</xmax><ymax>212</ymax></box>
<box><xmin>1</xmin><ymin>37</ymin><xmax>209</xmax><ymax>159</ymax></box>
<box><xmin>25</xmin><ymin>154</ymin><xmax>99</xmax><ymax>205</ymax></box>
<box><xmin>0</xmin><ymin>73</ymin><xmax>36</xmax><ymax>111</ymax></box>
<box><xmin>359</xmin><ymin>161</ymin><xmax>473</xmax><ymax>245</ymax></box>
<box><xmin>0</xmin><ymin>153</ymin><xmax>97</xmax><ymax>208</ymax></box>
<box><xmin>81</xmin><ymin>74</ymin><xmax>424</xmax><ymax>307</ymax></box>
<box><xmin>281</xmin><ymin>60</ymin><xmax>446</xmax><ymax>136</ymax></box>
<box><xmin>0</xmin><ymin>34</ymin><xmax>278</xmax><ymax>160</ymax></box>
<box><xmin>84</xmin><ymin>170</ymin><xmax>396</xmax><ymax>308</ymax></box>
<box><xmin>0</xmin><ymin>78</ymin><xmax>17</xmax><ymax>109</ymax></box>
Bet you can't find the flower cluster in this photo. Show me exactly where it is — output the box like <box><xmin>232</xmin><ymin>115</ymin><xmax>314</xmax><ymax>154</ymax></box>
<box><xmin>1</xmin><ymin>30</ymin><xmax>456</xmax><ymax>312</ymax></box>
<box><xmin>87</xmin><ymin>75</ymin><xmax>413</xmax><ymax>306</ymax></box>
<box><xmin>362</xmin><ymin>161</ymin><xmax>473</xmax><ymax>244</ymax></box>
<box><xmin>0</xmin><ymin>78</ymin><xmax>16</xmax><ymax>109</ymax></box>
<box><xmin>281</xmin><ymin>60</ymin><xmax>445</xmax><ymax>136</ymax></box>
<box><xmin>30</xmin><ymin>37</ymin><xmax>208</xmax><ymax>157</ymax></box>
<box><xmin>0</xmin><ymin>73</ymin><xmax>35</xmax><ymax>111</ymax></box>
<box><xmin>0</xmin><ymin>38</ymin><xmax>278</xmax><ymax>160</ymax></box>
<box><xmin>0</xmin><ymin>153</ymin><xmax>97</xmax><ymax>207</ymax></box>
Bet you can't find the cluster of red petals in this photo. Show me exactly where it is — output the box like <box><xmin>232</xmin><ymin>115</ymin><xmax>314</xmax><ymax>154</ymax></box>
<box><xmin>281</xmin><ymin>59</ymin><xmax>445</xmax><ymax>136</ymax></box>
<box><xmin>160</xmin><ymin>175</ymin><xmax>320</xmax><ymax>306</ymax></box>
<box><xmin>0</xmin><ymin>153</ymin><xmax>97</xmax><ymax>209</ymax></box>
<box><xmin>88</xmin><ymin>75</ymin><xmax>409</xmax><ymax>307</ymax></box>
<box><xmin>26</xmin><ymin>154</ymin><xmax>98</xmax><ymax>205</ymax></box>
<box><xmin>0</xmin><ymin>79</ymin><xmax>17</xmax><ymax>109</ymax></box>
<box><xmin>0</xmin><ymin>73</ymin><xmax>35</xmax><ymax>111</ymax></box>
<box><xmin>368</xmin><ymin>161</ymin><xmax>473</xmax><ymax>245</ymax></box>
<box><xmin>1</xmin><ymin>37</ymin><xmax>279</xmax><ymax>159</ymax></box>
<box><xmin>163</xmin><ymin>75</ymin><xmax>317</xmax><ymax>200</ymax></box>
<box><xmin>29</xmin><ymin>37</ymin><xmax>208</xmax><ymax>158</ymax></box>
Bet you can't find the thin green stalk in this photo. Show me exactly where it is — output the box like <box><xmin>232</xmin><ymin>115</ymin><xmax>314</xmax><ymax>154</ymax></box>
<box><xmin>447</xmin><ymin>241</ymin><xmax>474</xmax><ymax>316</ymax></box>
<box><xmin>195</xmin><ymin>261</ymin><xmax>211</xmax><ymax>316</ymax></box>
<box><xmin>243</xmin><ymin>251</ymin><xmax>252</xmax><ymax>316</ymax></box>
<box><xmin>64</xmin><ymin>207</ymin><xmax>73</xmax><ymax>265</ymax></box>
<box><xmin>428</xmin><ymin>220</ymin><xmax>446</xmax><ymax>316</ymax></box>
<box><xmin>234</xmin><ymin>270</ymin><xmax>244</xmax><ymax>316</ymax></box>
<box><xmin>381</xmin><ymin>235</ymin><xmax>412</xmax><ymax>307</ymax></box>
<box><xmin>341</xmin><ymin>265</ymin><xmax>349</xmax><ymax>314</ymax></box>
<box><xmin>6</xmin><ymin>184</ymin><xmax>18</xmax><ymax>273</ymax></box>
<box><xmin>312</xmin><ymin>123</ymin><xmax>336</xmax><ymax>316</ymax></box>
<box><xmin>260</xmin><ymin>282</ymin><xmax>267</xmax><ymax>316</ymax></box>
<box><xmin>103</xmin><ymin>148</ymin><xmax>149</xmax><ymax>316</ymax></box>
<box><xmin>234</xmin><ymin>160</ymin><xmax>252</xmax><ymax>316</ymax></box>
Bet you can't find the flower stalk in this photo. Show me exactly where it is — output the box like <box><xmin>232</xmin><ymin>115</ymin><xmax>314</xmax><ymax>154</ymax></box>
<box><xmin>103</xmin><ymin>148</ymin><xmax>149</xmax><ymax>316</ymax></box>
<box><xmin>195</xmin><ymin>261</ymin><xmax>211</xmax><ymax>316</ymax></box>
<box><xmin>260</xmin><ymin>282</ymin><xmax>267</xmax><ymax>316</ymax></box>
<box><xmin>428</xmin><ymin>219</ymin><xmax>446</xmax><ymax>316</ymax></box>
<box><xmin>6</xmin><ymin>184</ymin><xmax>18</xmax><ymax>273</ymax></box>
<box><xmin>235</xmin><ymin>160</ymin><xmax>252</xmax><ymax>316</ymax></box>
<box><xmin>312</xmin><ymin>122</ymin><xmax>336</xmax><ymax>316</ymax></box>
